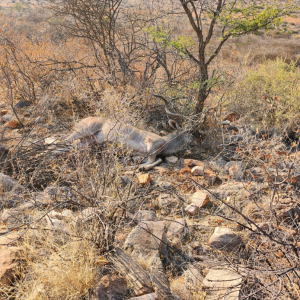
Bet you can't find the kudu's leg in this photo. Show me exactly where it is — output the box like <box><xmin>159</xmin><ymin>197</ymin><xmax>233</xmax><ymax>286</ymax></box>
<box><xmin>139</xmin><ymin>158</ymin><xmax>162</xmax><ymax>171</ymax></box>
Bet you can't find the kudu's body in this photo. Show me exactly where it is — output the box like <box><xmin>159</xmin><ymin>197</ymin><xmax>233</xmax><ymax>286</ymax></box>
<box><xmin>64</xmin><ymin>116</ymin><xmax>193</xmax><ymax>169</ymax></box>
<box><xmin>63</xmin><ymin>91</ymin><xmax>197</xmax><ymax>169</ymax></box>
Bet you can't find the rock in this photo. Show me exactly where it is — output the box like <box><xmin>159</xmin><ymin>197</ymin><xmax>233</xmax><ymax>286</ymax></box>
<box><xmin>154</xmin><ymin>181</ymin><xmax>172</xmax><ymax>189</ymax></box>
<box><xmin>209</xmin><ymin>227</ymin><xmax>243</xmax><ymax>251</ymax></box>
<box><xmin>2</xmin><ymin>114</ymin><xmax>14</xmax><ymax>123</ymax></box>
<box><xmin>138</xmin><ymin>174</ymin><xmax>151</xmax><ymax>185</ymax></box>
<box><xmin>229</xmin><ymin>134</ymin><xmax>243</xmax><ymax>144</ymax></box>
<box><xmin>129</xmin><ymin>294</ymin><xmax>158</xmax><ymax>300</ymax></box>
<box><xmin>184</xmin><ymin>205</ymin><xmax>198</xmax><ymax>215</ymax></box>
<box><xmin>165</xmin><ymin>156</ymin><xmax>178</xmax><ymax>164</ymax></box>
<box><xmin>184</xmin><ymin>264</ymin><xmax>203</xmax><ymax>289</ymax></box>
<box><xmin>179</xmin><ymin>167</ymin><xmax>191</xmax><ymax>174</ymax></box>
<box><xmin>1</xmin><ymin>109</ymin><xmax>8</xmax><ymax>115</ymax></box>
<box><xmin>224</xmin><ymin>161</ymin><xmax>244</xmax><ymax>181</ymax></box>
<box><xmin>184</xmin><ymin>159</ymin><xmax>206</xmax><ymax>168</ymax></box>
<box><xmin>4</xmin><ymin>120</ymin><xmax>21</xmax><ymax>129</ymax></box>
<box><xmin>0</xmin><ymin>232</ymin><xmax>22</xmax><ymax>246</ymax></box>
<box><xmin>14</xmin><ymin>100</ymin><xmax>31</xmax><ymax>109</ymax></box>
<box><xmin>167</xmin><ymin>218</ymin><xmax>186</xmax><ymax>238</ymax></box>
<box><xmin>44</xmin><ymin>137</ymin><xmax>58</xmax><ymax>145</ymax></box>
<box><xmin>191</xmin><ymin>191</ymin><xmax>210</xmax><ymax>208</ymax></box>
<box><xmin>224</xmin><ymin>112</ymin><xmax>240</xmax><ymax>122</ymax></box>
<box><xmin>1</xmin><ymin>202</ymin><xmax>34</xmax><ymax>223</ymax></box>
<box><xmin>0</xmin><ymin>247</ymin><xmax>23</xmax><ymax>286</ymax></box>
<box><xmin>124</xmin><ymin>221</ymin><xmax>167</xmax><ymax>267</ymax></box>
<box><xmin>213</xmin><ymin>182</ymin><xmax>258</xmax><ymax>200</ymax></box>
<box><xmin>95</xmin><ymin>274</ymin><xmax>127</xmax><ymax>300</ymax></box>
<box><xmin>129</xmin><ymin>210</ymin><xmax>156</xmax><ymax>221</ymax></box>
<box><xmin>46</xmin><ymin>217</ymin><xmax>68</xmax><ymax>232</ymax></box>
<box><xmin>48</xmin><ymin>209</ymin><xmax>74</xmax><ymax>220</ymax></box>
<box><xmin>203</xmin><ymin>268</ymin><xmax>242</xmax><ymax>300</ymax></box>
<box><xmin>36</xmin><ymin>186</ymin><xmax>74</xmax><ymax>204</ymax></box>
<box><xmin>191</xmin><ymin>166</ymin><xmax>204</xmax><ymax>176</ymax></box>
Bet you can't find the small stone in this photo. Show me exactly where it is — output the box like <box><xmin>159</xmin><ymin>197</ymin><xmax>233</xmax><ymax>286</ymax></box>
<box><xmin>184</xmin><ymin>159</ymin><xmax>206</xmax><ymax>168</ymax></box>
<box><xmin>1</xmin><ymin>109</ymin><xmax>8</xmax><ymax>115</ymax></box>
<box><xmin>5</xmin><ymin>120</ymin><xmax>21</xmax><ymax>129</ymax></box>
<box><xmin>209</xmin><ymin>227</ymin><xmax>243</xmax><ymax>251</ymax></box>
<box><xmin>191</xmin><ymin>191</ymin><xmax>210</xmax><ymax>208</ymax></box>
<box><xmin>95</xmin><ymin>274</ymin><xmax>127</xmax><ymax>300</ymax></box>
<box><xmin>2</xmin><ymin>114</ymin><xmax>14</xmax><ymax>123</ymax></box>
<box><xmin>0</xmin><ymin>173</ymin><xmax>19</xmax><ymax>192</ymax></box>
<box><xmin>44</xmin><ymin>137</ymin><xmax>58</xmax><ymax>145</ymax></box>
<box><xmin>0</xmin><ymin>247</ymin><xmax>24</xmax><ymax>286</ymax></box>
<box><xmin>203</xmin><ymin>268</ymin><xmax>242</xmax><ymax>300</ymax></box>
<box><xmin>129</xmin><ymin>210</ymin><xmax>156</xmax><ymax>221</ymax></box>
<box><xmin>179</xmin><ymin>167</ymin><xmax>191</xmax><ymax>174</ymax></box>
<box><xmin>204</xmin><ymin>169</ymin><xmax>218</xmax><ymax>185</ymax></box>
<box><xmin>129</xmin><ymin>294</ymin><xmax>158</xmax><ymax>300</ymax></box>
<box><xmin>184</xmin><ymin>204</ymin><xmax>198</xmax><ymax>215</ymax></box>
<box><xmin>14</xmin><ymin>100</ymin><xmax>31</xmax><ymax>109</ymax></box>
<box><xmin>167</xmin><ymin>218</ymin><xmax>186</xmax><ymax>238</ymax></box>
<box><xmin>117</xmin><ymin>175</ymin><xmax>131</xmax><ymax>187</ymax></box>
<box><xmin>165</xmin><ymin>156</ymin><xmax>178</xmax><ymax>164</ymax></box>
<box><xmin>138</xmin><ymin>173</ymin><xmax>151</xmax><ymax>185</ymax></box>
<box><xmin>191</xmin><ymin>166</ymin><xmax>204</xmax><ymax>176</ymax></box>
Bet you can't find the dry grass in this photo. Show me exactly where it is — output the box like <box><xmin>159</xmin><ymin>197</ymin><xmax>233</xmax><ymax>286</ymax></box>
<box><xmin>1</xmin><ymin>225</ymin><xmax>99</xmax><ymax>300</ymax></box>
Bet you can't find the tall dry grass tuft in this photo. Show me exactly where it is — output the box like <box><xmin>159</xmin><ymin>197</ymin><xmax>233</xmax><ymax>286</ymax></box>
<box><xmin>1</xmin><ymin>227</ymin><xmax>99</xmax><ymax>300</ymax></box>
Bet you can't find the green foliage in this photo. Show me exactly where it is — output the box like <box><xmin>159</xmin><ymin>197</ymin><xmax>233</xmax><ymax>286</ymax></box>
<box><xmin>225</xmin><ymin>59</ymin><xmax>300</xmax><ymax>129</ymax></box>
<box><xmin>13</xmin><ymin>2</ymin><xmax>24</xmax><ymax>12</ymax></box>
<box><xmin>219</xmin><ymin>1</ymin><xmax>296</xmax><ymax>37</ymax></box>
<box><xmin>147</xmin><ymin>26</ymin><xmax>195</xmax><ymax>55</ymax></box>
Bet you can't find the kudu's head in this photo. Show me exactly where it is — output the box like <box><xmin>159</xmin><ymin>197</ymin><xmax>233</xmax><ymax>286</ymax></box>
<box><xmin>151</xmin><ymin>90</ymin><xmax>196</xmax><ymax>156</ymax></box>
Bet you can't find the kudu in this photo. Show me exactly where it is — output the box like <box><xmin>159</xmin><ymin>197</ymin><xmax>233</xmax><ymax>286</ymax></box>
<box><xmin>63</xmin><ymin>92</ymin><xmax>195</xmax><ymax>170</ymax></box>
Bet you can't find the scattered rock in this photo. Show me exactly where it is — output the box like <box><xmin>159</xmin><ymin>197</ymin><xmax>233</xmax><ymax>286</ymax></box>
<box><xmin>191</xmin><ymin>166</ymin><xmax>204</xmax><ymax>176</ymax></box>
<box><xmin>14</xmin><ymin>100</ymin><xmax>31</xmax><ymax>109</ymax></box>
<box><xmin>48</xmin><ymin>209</ymin><xmax>74</xmax><ymax>220</ymax></box>
<box><xmin>1</xmin><ymin>203</ymin><xmax>34</xmax><ymax>223</ymax></box>
<box><xmin>36</xmin><ymin>186</ymin><xmax>74</xmax><ymax>204</ymax></box>
<box><xmin>129</xmin><ymin>294</ymin><xmax>158</xmax><ymax>300</ymax></box>
<box><xmin>224</xmin><ymin>161</ymin><xmax>244</xmax><ymax>181</ymax></box>
<box><xmin>167</xmin><ymin>218</ymin><xmax>186</xmax><ymax>239</ymax></box>
<box><xmin>44</xmin><ymin>137</ymin><xmax>58</xmax><ymax>145</ymax></box>
<box><xmin>1</xmin><ymin>109</ymin><xmax>8</xmax><ymax>115</ymax></box>
<box><xmin>184</xmin><ymin>205</ymin><xmax>198</xmax><ymax>215</ymax></box>
<box><xmin>129</xmin><ymin>210</ymin><xmax>156</xmax><ymax>221</ymax></box>
<box><xmin>95</xmin><ymin>274</ymin><xmax>127</xmax><ymax>300</ymax></box>
<box><xmin>191</xmin><ymin>191</ymin><xmax>210</xmax><ymax>208</ymax></box>
<box><xmin>138</xmin><ymin>174</ymin><xmax>151</xmax><ymax>185</ymax></box>
<box><xmin>5</xmin><ymin>120</ymin><xmax>21</xmax><ymax>129</ymax></box>
<box><xmin>183</xmin><ymin>264</ymin><xmax>203</xmax><ymax>289</ymax></box>
<box><xmin>203</xmin><ymin>268</ymin><xmax>242</xmax><ymax>300</ymax></box>
<box><xmin>124</xmin><ymin>220</ymin><xmax>167</xmax><ymax>267</ymax></box>
<box><xmin>209</xmin><ymin>227</ymin><xmax>243</xmax><ymax>251</ymax></box>
<box><xmin>179</xmin><ymin>167</ymin><xmax>191</xmax><ymax>174</ymax></box>
<box><xmin>2</xmin><ymin>114</ymin><xmax>14</xmax><ymax>123</ymax></box>
<box><xmin>0</xmin><ymin>247</ymin><xmax>24</xmax><ymax>286</ymax></box>
<box><xmin>46</xmin><ymin>217</ymin><xmax>69</xmax><ymax>232</ymax></box>
<box><xmin>184</xmin><ymin>159</ymin><xmax>206</xmax><ymax>168</ymax></box>
<box><xmin>165</xmin><ymin>156</ymin><xmax>178</xmax><ymax>164</ymax></box>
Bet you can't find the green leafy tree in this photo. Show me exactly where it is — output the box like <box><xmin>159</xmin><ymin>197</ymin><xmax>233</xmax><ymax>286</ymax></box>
<box><xmin>150</xmin><ymin>0</ymin><xmax>299</xmax><ymax>114</ymax></box>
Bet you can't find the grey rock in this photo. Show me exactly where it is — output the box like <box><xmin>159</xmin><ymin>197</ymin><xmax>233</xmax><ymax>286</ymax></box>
<box><xmin>14</xmin><ymin>100</ymin><xmax>31</xmax><ymax>109</ymax></box>
<box><xmin>209</xmin><ymin>227</ymin><xmax>243</xmax><ymax>251</ymax></box>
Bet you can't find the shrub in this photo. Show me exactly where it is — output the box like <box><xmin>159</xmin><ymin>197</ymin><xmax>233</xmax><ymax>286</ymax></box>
<box><xmin>224</xmin><ymin>58</ymin><xmax>300</xmax><ymax>132</ymax></box>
